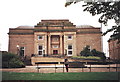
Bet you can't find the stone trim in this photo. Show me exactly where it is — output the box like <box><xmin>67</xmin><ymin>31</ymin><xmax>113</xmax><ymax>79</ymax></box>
<box><xmin>34</xmin><ymin>29</ymin><xmax>76</xmax><ymax>32</ymax></box>
<box><xmin>8</xmin><ymin>32</ymin><xmax>34</xmax><ymax>35</ymax></box>
<box><xmin>35</xmin><ymin>25</ymin><xmax>76</xmax><ymax>27</ymax></box>
<box><xmin>77</xmin><ymin>31</ymin><xmax>102</xmax><ymax>34</ymax></box>
<box><xmin>9</xmin><ymin>28</ymin><xmax>34</xmax><ymax>30</ymax></box>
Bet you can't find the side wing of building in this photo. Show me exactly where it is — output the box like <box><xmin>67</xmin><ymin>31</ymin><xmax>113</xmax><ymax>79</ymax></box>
<box><xmin>76</xmin><ymin>26</ymin><xmax>102</xmax><ymax>56</ymax></box>
<box><xmin>8</xmin><ymin>27</ymin><xmax>34</xmax><ymax>59</ymax></box>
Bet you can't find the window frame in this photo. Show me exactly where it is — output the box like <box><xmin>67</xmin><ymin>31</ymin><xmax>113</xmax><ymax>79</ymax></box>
<box><xmin>20</xmin><ymin>47</ymin><xmax>25</xmax><ymax>57</ymax></box>
<box><xmin>38</xmin><ymin>35</ymin><xmax>43</xmax><ymax>40</ymax></box>
<box><xmin>38</xmin><ymin>45</ymin><xmax>43</xmax><ymax>56</ymax></box>
<box><xmin>53</xmin><ymin>45</ymin><xmax>59</xmax><ymax>48</ymax></box>
<box><xmin>67</xmin><ymin>35</ymin><xmax>72</xmax><ymax>40</ymax></box>
<box><xmin>67</xmin><ymin>45</ymin><xmax>73</xmax><ymax>56</ymax></box>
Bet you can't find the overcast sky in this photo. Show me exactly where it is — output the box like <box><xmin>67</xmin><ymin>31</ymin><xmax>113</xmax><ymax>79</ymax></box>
<box><xmin>0</xmin><ymin>0</ymin><xmax>115</xmax><ymax>56</ymax></box>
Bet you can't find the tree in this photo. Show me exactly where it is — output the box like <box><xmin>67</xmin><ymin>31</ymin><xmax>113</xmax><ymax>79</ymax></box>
<box><xmin>80</xmin><ymin>46</ymin><xmax>106</xmax><ymax>60</ymax></box>
<box><xmin>80</xmin><ymin>45</ymin><xmax>93</xmax><ymax>57</ymax></box>
<box><xmin>91</xmin><ymin>49</ymin><xmax>106</xmax><ymax>60</ymax></box>
<box><xmin>65</xmin><ymin>0</ymin><xmax>120</xmax><ymax>43</ymax></box>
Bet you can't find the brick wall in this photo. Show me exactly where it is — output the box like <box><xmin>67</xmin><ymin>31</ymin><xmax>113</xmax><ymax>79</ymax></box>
<box><xmin>109</xmin><ymin>40</ymin><xmax>120</xmax><ymax>60</ymax></box>
<box><xmin>8</xmin><ymin>34</ymin><xmax>34</xmax><ymax>59</ymax></box>
<box><xmin>76</xmin><ymin>28</ymin><xmax>102</xmax><ymax>56</ymax></box>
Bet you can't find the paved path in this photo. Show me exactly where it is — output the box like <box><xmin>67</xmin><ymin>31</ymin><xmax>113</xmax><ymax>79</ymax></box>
<box><xmin>1</xmin><ymin>64</ymin><xmax>120</xmax><ymax>73</ymax></box>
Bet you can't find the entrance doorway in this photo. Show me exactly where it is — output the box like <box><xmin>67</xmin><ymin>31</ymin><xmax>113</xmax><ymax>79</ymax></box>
<box><xmin>53</xmin><ymin>50</ymin><xmax>58</xmax><ymax>55</ymax></box>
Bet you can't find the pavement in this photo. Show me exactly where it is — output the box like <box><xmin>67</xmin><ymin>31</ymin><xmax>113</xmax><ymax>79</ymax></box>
<box><xmin>1</xmin><ymin>64</ymin><xmax>120</xmax><ymax>73</ymax></box>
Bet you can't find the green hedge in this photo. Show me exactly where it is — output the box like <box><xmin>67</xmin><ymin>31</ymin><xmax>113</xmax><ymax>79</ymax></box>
<box><xmin>72</xmin><ymin>56</ymin><xmax>101</xmax><ymax>60</ymax></box>
<box><xmin>2</xmin><ymin>52</ymin><xmax>25</xmax><ymax>68</ymax></box>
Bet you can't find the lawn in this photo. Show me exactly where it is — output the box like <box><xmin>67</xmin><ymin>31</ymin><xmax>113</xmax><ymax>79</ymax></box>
<box><xmin>2</xmin><ymin>71</ymin><xmax>120</xmax><ymax>81</ymax></box>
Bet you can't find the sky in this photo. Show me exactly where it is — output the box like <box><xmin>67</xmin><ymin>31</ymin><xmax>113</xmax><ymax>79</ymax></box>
<box><xmin>0</xmin><ymin>0</ymin><xmax>115</xmax><ymax>57</ymax></box>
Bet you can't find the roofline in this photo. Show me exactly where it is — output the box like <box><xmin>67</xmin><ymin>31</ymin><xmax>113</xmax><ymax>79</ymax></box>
<box><xmin>76</xmin><ymin>27</ymin><xmax>100</xmax><ymax>29</ymax></box>
<box><xmin>41</xmin><ymin>19</ymin><xmax>69</xmax><ymax>21</ymax></box>
<box><xmin>9</xmin><ymin>28</ymin><xmax>34</xmax><ymax>30</ymax></box>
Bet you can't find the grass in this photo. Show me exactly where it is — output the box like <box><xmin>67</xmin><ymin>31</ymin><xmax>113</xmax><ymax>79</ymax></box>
<box><xmin>2</xmin><ymin>71</ymin><xmax>120</xmax><ymax>80</ymax></box>
<box><xmin>72</xmin><ymin>56</ymin><xmax>101</xmax><ymax>60</ymax></box>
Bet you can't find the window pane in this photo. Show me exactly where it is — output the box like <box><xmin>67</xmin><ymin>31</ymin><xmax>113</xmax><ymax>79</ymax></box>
<box><xmin>68</xmin><ymin>35</ymin><xmax>72</xmax><ymax>39</ymax></box>
<box><xmin>39</xmin><ymin>46</ymin><xmax>42</xmax><ymax>50</ymax></box>
<box><xmin>53</xmin><ymin>38</ymin><xmax>59</xmax><ymax>41</ymax></box>
<box><xmin>20</xmin><ymin>47</ymin><xmax>24</xmax><ymax>50</ymax></box>
<box><xmin>20</xmin><ymin>47</ymin><xmax>25</xmax><ymax>56</ymax></box>
<box><xmin>53</xmin><ymin>50</ymin><xmax>58</xmax><ymax>54</ymax></box>
<box><xmin>68</xmin><ymin>51</ymin><xmax>72</xmax><ymax>54</ymax></box>
<box><xmin>39</xmin><ymin>51</ymin><xmax>42</xmax><ymax>55</ymax></box>
<box><xmin>38</xmin><ymin>36</ymin><xmax>43</xmax><ymax>40</ymax></box>
<box><xmin>68</xmin><ymin>45</ymin><xmax>72</xmax><ymax>49</ymax></box>
<box><xmin>53</xmin><ymin>45</ymin><xmax>59</xmax><ymax>48</ymax></box>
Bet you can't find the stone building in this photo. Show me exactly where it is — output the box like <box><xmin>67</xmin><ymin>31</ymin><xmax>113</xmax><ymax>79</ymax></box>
<box><xmin>108</xmin><ymin>39</ymin><xmax>120</xmax><ymax>60</ymax></box>
<box><xmin>8</xmin><ymin>19</ymin><xmax>102</xmax><ymax>59</ymax></box>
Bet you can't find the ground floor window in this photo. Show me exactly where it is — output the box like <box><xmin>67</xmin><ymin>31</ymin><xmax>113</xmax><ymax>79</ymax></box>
<box><xmin>20</xmin><ymin>47</ymin><xmax>25</xmax><ymax>56</ymax></box>
<box><xmin>68</xmin><ymin>51</ymin><xmax>72</xmax><ymax>55</ymax></box>
<box><xmin>67</xmin><ymin>45</ymin><xmax>73</xmax><ymax>56</ymax></box>
<box><xmin>38</xmin><ymin>45</ymin><xmax>43</xmax><ymax>56</ymax></box>
<box><xmin>38</xmin><ymin>51</ymin><xmax>42</xmax><ymax>55</ymax></box>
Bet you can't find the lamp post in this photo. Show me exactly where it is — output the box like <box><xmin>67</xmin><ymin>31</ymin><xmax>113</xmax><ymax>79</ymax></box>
<box><xmin>16</xmin><ymin>45</ymin><xmax>20</xmax><ymax>56</ymax></box>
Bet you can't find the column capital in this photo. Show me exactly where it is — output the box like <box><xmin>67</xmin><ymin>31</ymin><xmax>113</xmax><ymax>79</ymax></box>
<box><xmin>60</xmin><ymin>34</ymin><xmax>63</xmax><ymax>37</ymax></box>
<box><xmin>48</xmin><ymin>34</ymin><xmax>51</xmax><ymax>37</ymax></box>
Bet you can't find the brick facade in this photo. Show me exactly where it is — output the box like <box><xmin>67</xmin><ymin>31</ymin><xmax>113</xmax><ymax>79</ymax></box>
<box><xmin>8</xmin><ymin>19</ymin><xmax>102</xmax><ymax>59</ymax></box>
<box><xmin>108</xmin><ymin>39</ymin><xmax>120</xmax><ymax>60</ymax></box>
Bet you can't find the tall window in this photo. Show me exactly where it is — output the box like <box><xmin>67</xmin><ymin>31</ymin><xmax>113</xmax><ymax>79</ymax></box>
<box><xmin>38</xmin><ymin>45</ymin><xmax>43</xmax><ymax>55</ymax></box>
<box><xmin>20</xmin><ymin>47</ymin><xmax>25</xmax><ymax>56</ymax></box>
<box><xmin>68</xmin><ymin>35</ymin><xmax>72</xmax><ymax>40</ymax></box>
<box><xmin>38</xmin><ymin>35</ymin><xmax>43</xmax><ymax>40</ymax></box>
<box><xmin>68</xmin><ymin>45</ymin><xmax>73</xmax><ymax>56</ymax></box>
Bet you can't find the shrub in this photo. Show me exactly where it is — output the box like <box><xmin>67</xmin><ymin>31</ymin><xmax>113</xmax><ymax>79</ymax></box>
<box><xmin>9</xmin><ymin>58</ymin><xmax>25</xmax><ymax>68</ymax></box>
<box><xmin>2</xmin><ymin>52</ymin><xmax>25</xmax><ymax>68</ymax></box>
<box><xmin>80</xmin><ymin>45</ymin><xmax>93</xmax><ymax>57</ymax></box>
<box><xmin>72</xmin><ymin>56</ymin><xmax>101</xmax><ymax>60</ymax></box>
<box><xmin>80</xmin><ymin>45</ymin><xmax>106</xmax><ymax>60</ymax></box>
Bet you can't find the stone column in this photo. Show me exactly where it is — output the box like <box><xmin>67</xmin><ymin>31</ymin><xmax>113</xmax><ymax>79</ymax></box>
<box><xmin>48</xmin><ymin>35</ymin><xmax>51</xmax><ymax>55</ymax></box>
<box><xmin>60</xmin><ymin>35</ymin><xmax>63</xmax><ymax>55</ymax></box>
<box><xmin>44</xmin><ymin>34</ymin><xmax>47</xmax><ymax>55</ymax></box>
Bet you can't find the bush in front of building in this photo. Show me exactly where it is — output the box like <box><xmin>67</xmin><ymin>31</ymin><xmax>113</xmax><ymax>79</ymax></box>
<box><xmin>2</xmin><ymin>52</ymin><xmax>25</xmax><ymax>68</ymax></box>
<box><xmin>72</xmin><ymin>56</ymin><xmax>101</xmax><ymax>60</ymax></box>
<box><xmin>80</xmin><ymin>45</ymin><xmax>106</xmax><ymax>60</ymax></box>
<box><xmin>91</xmin><ymin>49</ymin><xmax>106</xmax><ymax>60</ymax></box>
<box><xmin>80</xmin><ymin>45</ymin><xmax>92</xmax><ymax>57</ymax></box>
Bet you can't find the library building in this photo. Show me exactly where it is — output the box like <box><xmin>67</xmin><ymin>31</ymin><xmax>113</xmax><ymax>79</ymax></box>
<box><xmin>8</xmin><ymin>19</ymin><xmax>102</xmax><ymax>59</ymax></box>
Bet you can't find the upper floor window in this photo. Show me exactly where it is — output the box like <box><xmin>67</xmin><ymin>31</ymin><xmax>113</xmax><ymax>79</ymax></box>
<box><xmin>53</xmin><ymin>45</ymin><xmax>59</xmax><ymax>48</ymax></box>
<box><xmin>38</xmin><ymin>35</ymin><xmax>43</xmax><ymax>40</ymax></box>
<box><xmin>52</xmin><ymin>38</ymin><xmax>59</xmax><ymax>41</ymax></box>
<box><xmin>68</xmin><ymin>35</ymin><xmax>72</xmax><ymax>40</ymax></box>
